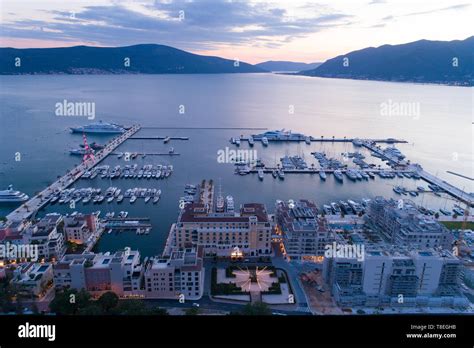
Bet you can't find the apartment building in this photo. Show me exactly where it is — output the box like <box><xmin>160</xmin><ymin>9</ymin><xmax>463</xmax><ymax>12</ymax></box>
<box><xmin>275</xmin><ymin>199</ymin><xmax>332</xmax><ymax>261</ymax></box>
<box><xmin>323</xmin><ymin>247</ymin><xmax>467</xmax><ymax>307</ymax></box>
<box><xmin>143</xmin><ymin>247</ymin><xmax>204</xmax><ymax>300</ymax></box>
<box><xmin>168</xmin><ymin>202</ymin><xmax>272</xmax><ymax>257</ymax></box>
<box><xmin>11</xmin><ymin>262</ymin><xmax>53</xmax><ymax>298</ymax></box>
<box><xmin>366</xmin><ymin>197</ymin><xmax>453</xmax><ymax>250</ymax></box>
<box><xmin>63</xmin><ymin>212</ymin><xmax>99</xmax><ymax>244</ymax></box>
<box><xmin>22</xmin><ymin>213</ymin><xmax>66</xmax><ymax>261</ymax></box>
<box><xmin>53</xmin><ymin>248</ymin><xmax>143</xmax><ymax>297</ymax></box>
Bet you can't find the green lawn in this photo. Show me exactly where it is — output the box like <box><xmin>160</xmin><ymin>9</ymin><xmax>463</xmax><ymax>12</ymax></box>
<box><xmin>440</xmin><ymin>221</ymin><xmax>474</xmax><ymax>230</ymax></box>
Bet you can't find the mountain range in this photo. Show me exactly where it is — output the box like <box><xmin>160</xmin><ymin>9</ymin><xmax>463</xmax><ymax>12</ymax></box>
<box><xmin>0</xmin><ymin>44</ymin><xmax>264</xmax><ymax>74</ymax></box>
<box><xmin>255</xmin><ymin>60</ymin><xmax>321</xmax><ymax>72</ymax></box>
<box><xmin>299</xmin><ymin>36</ymin><xmax>474</xmax><ymax>86</ymax></box>
<box><xmin>1</xmin><ymin>38</ymin><xmax>472</xmax><ymax>85</ymax></box>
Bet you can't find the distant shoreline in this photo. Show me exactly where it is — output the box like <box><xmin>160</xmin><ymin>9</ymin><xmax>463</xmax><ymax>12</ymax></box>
<box><xmin>279</xmin><ymin>72</ymin><xmax>473</xmax><ymax>87</ymax></box>
<box><xmin>1</xmin><ymin>70</ymin><xmax>471</xmax><ymax>87</ymax></box>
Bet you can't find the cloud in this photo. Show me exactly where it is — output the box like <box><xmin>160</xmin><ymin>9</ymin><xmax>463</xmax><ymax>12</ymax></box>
<box><xmin>373</xmin><ymin>3</ymin><xmax>471</xmax><ymax>29</ymax></box>
<box><xmin>403</xmin><ymin>3</ymin><xmax>471</xmax><ymax>17</ymax></box>
<box><xmin>381</xmin><ymin>3</ymin><xmax>471</xmax><ymax>22</ymax></box>
<box><xmin>0</xmin><ymin>1</ymin><xmax>354</xmax><ymax>51</ymax></box>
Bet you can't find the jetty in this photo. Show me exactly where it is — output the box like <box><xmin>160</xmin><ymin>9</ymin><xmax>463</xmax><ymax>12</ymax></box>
<box><xmin>6</xmin><ymin>125</ymin><xmax>141</xmax><ymax>222</ymax></box>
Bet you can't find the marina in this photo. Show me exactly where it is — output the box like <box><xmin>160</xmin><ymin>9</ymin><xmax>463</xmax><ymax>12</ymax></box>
<box><xmin>230</xmin><ymin>130</ymin><xmax>407</xmax><ymax>145</ymax></box>
<box><xmin>81</xmin><ymin>164</ymin><xmax>173</xmax><ymax>180</ymax></box>
<box><xmin>1</xmin><ymin>75</ymin><xmax>472</xmax><ymax>259</ymax></box>
<box><xmin>230</xmin><ymin>131</ymin><xmax>473</xmax><ymax>207</ymax></box>
<box><xmin>6</xmin><ymin>124</ymin><xmax>141</xmax><ymax>221</ymax></box>
<box><xmin>47</xmin><ymin>186</ymin><xmax>162</xmax><ymax>205</ymax></box>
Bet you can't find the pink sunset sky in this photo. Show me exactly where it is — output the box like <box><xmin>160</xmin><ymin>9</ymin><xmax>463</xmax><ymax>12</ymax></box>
<box><xmin>1</xmin><ymin>0</ymin><xmax>472</xmax><ymax>64</ymax></box>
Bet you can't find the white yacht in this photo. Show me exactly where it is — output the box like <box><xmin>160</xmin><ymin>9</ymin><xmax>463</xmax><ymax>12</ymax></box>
<box><xmin>153</xmin><ymin>190</ymin><xmax>161</xmax><ymax>204</ymax></box>
<box><xmin>70</xmin><ymin>121</ymin><xmax>125</xmax><ymax>134</ymax></box>
<box><xmin>0</xmin><ymin>185</ymin><xmax>29</xmax><ymax>203</ymax></box>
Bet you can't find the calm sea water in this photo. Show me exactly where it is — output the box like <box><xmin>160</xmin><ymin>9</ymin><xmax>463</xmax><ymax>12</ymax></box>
<box><xmin>0</xmin><ymin>74</ymin><xmax>472</xmax><ymax>256</ymax></box>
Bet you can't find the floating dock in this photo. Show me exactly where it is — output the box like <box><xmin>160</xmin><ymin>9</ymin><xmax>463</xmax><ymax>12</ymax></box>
<box><xmin>128</xmin><ymin>136</ymin><xmax>189</xmax><ymax>140</ymax></box>
<box><xmin>104</xmin><ymin>217</ymin><xmax>152</xmax><ymax>230</ymax></box>
<box><xmin>141</xmin><ymin>127</ymin><xmax>268</xmax><ymax>130</ymax></box>
<box><xmin>110</xmin><ymin>152</ymin><xmax>180</xmax><ymax>156</ymax></box>
<box><xmin>236</xmin><ymin>137</ymin><xmax>407</xmax><ymax>144</ymax></box>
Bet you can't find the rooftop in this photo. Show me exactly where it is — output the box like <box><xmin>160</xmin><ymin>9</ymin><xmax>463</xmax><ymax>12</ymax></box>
<box><xmin>179</xmin><ymin>202</ymin><xmax>269</xmax><ymax>223</ymax></box>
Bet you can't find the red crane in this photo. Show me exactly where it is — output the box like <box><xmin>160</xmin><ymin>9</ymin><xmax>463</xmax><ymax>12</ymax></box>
<box><xmin>82</xmin><ymin>133</ymin><xmax>95</xmax><ymax>163</ymax></box>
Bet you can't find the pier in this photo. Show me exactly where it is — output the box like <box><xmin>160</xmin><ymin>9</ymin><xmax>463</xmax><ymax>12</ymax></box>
<box><xmin>105</xmin><ymin>224</ymin><xmax>153</xmax><ymax>231</ymax></box>
<box><xmin>141</xmin><ymin>127</ymin><xmax>268</xmax><ymax>130</ymax></box>
<box><xmin>104</xmin><ymin>217</ymin><xmax>152</xmax><ymax>231</ymax></box>
<box><xmin>235</xmin><ymin>137</ymin><xmax>407</xmax><ymax>144</ymax></box>
<box><xmin>110</xmin><ymin>152</ymin><xmax>180</xmax><ymax>156</ymax></box>
<box><xmin>6</xmin><ymin>125</ymin><xmax>142</xmax><ymax>222</ymax></box>
<box><xmin>199</xmin><ymin>180</ymin><xmax>215</xmax><ymax>211</ymax></box>
<box><xmin>246</xmin><ymin>168</ymin><xmax>414</xmax><ymax>174</ymax></box>
<box><xmin>417</xmin><ymin>169</ymin><xmax>474</xmax><ymax>207</ymax></box>
<box><xmin>128</xmin><ymin>136</ymin><xmax>189</xmax><ymax>140</ymax></box>
<box><xmin>362</xmin><ymin>141</ymin><xmax>473</xmax><ymax>207</ymax></box>
<box><xmin>447</xmin><ymin>171</ymin><xmax>474</xmax><ymax>181</ymax></box>
<box><xmin>362</xmin><ymin>142</ymin><xmax>406</xmax><ymax>166</ymax></box>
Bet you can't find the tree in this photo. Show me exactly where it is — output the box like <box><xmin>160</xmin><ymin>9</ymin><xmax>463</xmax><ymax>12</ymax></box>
<box><xmin>0</xmin><ymin>278</ymin><xmax>18</xmax><ymax>313</ymax></box>
<box><xmin>240</xmin><ymin>302</ymin><xmax>271</xmax><ymax>315</ymax></box>
<box><xmin>98</xmin><ymin>291</ymin><xmax>119</xmax><ymax>313</ymax></box>
<box><xmin>31</xmin><ymin>303</ymin><xmax>39</xmax><ymax>315</ymax></box>
<box><xmin>49</xmin><ymin>289</ymin><xmax>91</xmax><ymax>315</ymax></box>
<box><xmin>185</xmin><ymin>307</ymin><xmax>200</xmax><ymax>316</ymax></box>
<box><xmin>148</xmin><ymin>306</ymin><xmax>169</xmax><ymax>315</ymax></box>
<box><xmin>77</xmin><ymin>303</ymin><xmax>103</xmax><ymax>315</ymax></box>
<box><xmin>112</xmin><ymin>300</ymin><xmax>148</xmax><ymax>315</ymax></box>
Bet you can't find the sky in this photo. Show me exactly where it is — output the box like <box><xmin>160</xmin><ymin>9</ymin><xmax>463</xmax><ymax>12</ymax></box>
<box><xmin>0</xmin><ymin>0</ymin><xmax>472</xmax><ymax>64</ymax></box>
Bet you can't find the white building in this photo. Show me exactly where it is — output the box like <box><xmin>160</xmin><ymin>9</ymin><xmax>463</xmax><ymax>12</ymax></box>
<box><xmin>324</xmin><ymin>247</ymin><xmax>467</xmax><ymax>308</ymax></box>
<box><xmin>367</xmin><ymin>197</ymin><xmax>453</xmax><ymax>250</ymax></box>
<box><xmin>22</xmin><ymin>213</ymin><xmax>66</xmax><ymax>261</ymax></box>
<box><xmin>275</xmin><ymin>200</ymin><xmax>332</xmax><ymax>261</ymax></box>
<box><xmin>63</xmin><ymin>213</ymin><xmax>99</xmax><ymax>244</ymax></box>
<box><xmin>53</xmin><ymin>248</ymin><xmax>143</xmax><ymax>297</ymax></box>
<box><xmin>168</xmin><ymin>202</ymin><xmax>272</xmax><ymax>258</ymax></box>
<box><xmin>144</xmin><ymin>247</ymin><xmax>204</xmax><ymax>300</ymax></box>
<box><xmin>11</xmin><ymin>262</ymin><xmax>53</xmax><ymax>298</ymax></box>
